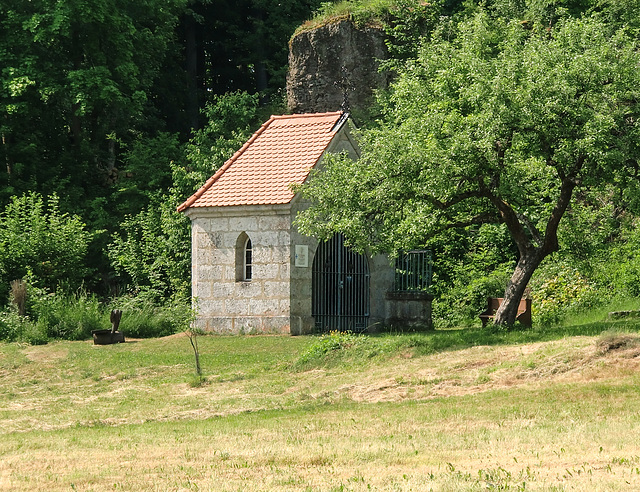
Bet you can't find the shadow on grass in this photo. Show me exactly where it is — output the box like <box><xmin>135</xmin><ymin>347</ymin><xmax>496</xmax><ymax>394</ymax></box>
<box><xmin>295</xmin><ymin>316</ymin><xmax>640</xmax><ymax>370</ymax></box>
<box><xmin>382</xmin><ymin>317</ymin><xmax>640</xmax><ymax>356</ymax></box>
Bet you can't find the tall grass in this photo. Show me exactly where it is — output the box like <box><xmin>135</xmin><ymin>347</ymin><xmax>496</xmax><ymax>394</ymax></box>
<box><xmin>294</xmin><ymin>0</ymin><xmax>396</xmax><ymax>35</ymax></box>
<box><xmin>0</xmin><ymin>288</ymin><xmax>193</xmax><ymax>344</ymax></box>
<box><xmin>31</xmin><ymin>290</ymin><xmax>107</xmax><ymax>340</ymax></box>
<box><xmin>111</xmin><ymin>296</ymin><xmax>193</xmax><ymax>338</ymax></box>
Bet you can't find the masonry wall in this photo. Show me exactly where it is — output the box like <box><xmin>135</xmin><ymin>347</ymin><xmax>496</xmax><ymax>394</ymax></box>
<box><xmin>189</xmin><ymin>205</ymin><xmax>293</xmax><ymax>334</ymax></box>
<box><xmin>288</xmin><ymin>215</ymin><xmax>316</xmax><ymax>335</ymax></box>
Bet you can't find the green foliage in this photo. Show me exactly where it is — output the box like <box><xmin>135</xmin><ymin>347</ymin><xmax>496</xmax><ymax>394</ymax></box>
<box><xmin>0</xmin><ymin>310</ymin><xmax>23</xmax><ymax>343</ymax></box>
<box><xmin>110</xmin><ymin>296</ymin><xmax>193</xmax><ymax>338</ymax></box>
<box><xmin>297</xmin><ymin>0</ymin><xmax>445</xmax><ymax>62</ymax></box>
<box><xmin>433</xmin><ymin>265</ymin><xmax>514</xmax><ymax>328</ymax></box>
<box><xmin>0</xmin><ymin>193</ymin><xmax>93</xmax><ymax>303</ymax></box>
<box><xmin>530</xmin><ymin>263</ymin><xmax>600</xmax><ymax>326</ymax></box>
<box><xmin>108</xmin><ymin>197</ymin><xmax>191</xmax><ymax>303</ymax></box>
<box><xmin>28</xmin><ymin>288</ymin><xmax>108</xmax><ymax>341</ymax></box>
<box><xmin>594</xmin><ymin>218</ymin><xmax>640</xmax><ymax>297</ymax></box>
<box><xmin>303</xmin><ymin>0</ymin><xmax>394</xmax><ymax>29</ymax></box>
<box><xmin>383</xmin><ymin>0</ymin><xmax>445</xmax><ymax>62</ymax></box>
<box><xmin>297</xmin><ymin>10</ymin><xmax>640</xmax><ymax>325</ymax></box>
<box><xmin>427</xmin><ymin>223</ymin><xmax>516</xmax><ymax>327</ymax></box>
<box><xmin>114</xmin><ymin>132</ymin><xmax>186</xmax><ymax>216</ymax></box>
<box><xmin>0</xmin><ymin>0</ymin><xmax>188</xmax><ymax>208</ymax></box>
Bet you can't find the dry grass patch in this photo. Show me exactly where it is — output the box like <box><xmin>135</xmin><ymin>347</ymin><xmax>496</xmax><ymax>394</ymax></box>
<box><xmin>1</xmin><ymin>332</ymin><xmax>640</xmax><ymax>490</ymax></box>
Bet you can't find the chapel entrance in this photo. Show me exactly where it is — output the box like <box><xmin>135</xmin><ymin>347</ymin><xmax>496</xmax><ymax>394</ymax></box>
<box><xmin>312</xmin><ymin>234</ymin><xmax>370</xmax><ymax>333</ymax></box>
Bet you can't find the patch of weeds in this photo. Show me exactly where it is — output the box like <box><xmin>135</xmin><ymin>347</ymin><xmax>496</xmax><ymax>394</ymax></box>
<box><xmin>293</xmin><ymin>331</ymin><xmax>368</xmax><ymax>368</ymax></box>
<box><xmin>476</xmin><ymin>374</ymin><xmax>491</xmax><ymax>384</ymax></box>
<box><xmin>188</xmin><ymin>375</ymin><xmax>208</xmax><ymax>388</ymax></box>
<box><xmin>596</xmin><ymin>331</ymin><xmax>640</xmax><ymax>354</ymax></box>
<box><xmin>611</xmin><ymin>455</ymin><xmax>640</xmax><ymax>466</ymax></box>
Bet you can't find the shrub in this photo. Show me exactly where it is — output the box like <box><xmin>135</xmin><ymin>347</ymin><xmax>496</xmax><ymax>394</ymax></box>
<box><xmin>0</xmin><ymin>193</ymin><xmax>92</xmax><ymax>304</ymax></box>
<box><xmin>29</xmin><ymin>289</ymin><xmax>108</xmax><ymax>340</ymax></box>
<box><xmin>20</xmin><ymin>322</ymin><xmax>49</xmax><ymax>345</ymax></box>
<box><xmin>432</xmin><ymin>265</ymin><xmax>513</xmax><ymax>328</ymax></box>
<box><xmin>530</xmin><ymin>265</ymin><xmax>601</xmax><ymax>327</ymax></box>
<box><xmin>108</xmin><ymin>201</ymin><xmax>191</xmax><ymax>304</ymax></box>
<box><xmin>110</xmin><ymin>296</ymin><xmax>193</xmax><ymax>338</ymax></box>
<box><xmin>0</xmin><ymin>308</ymin><xmax>49</xmax><ymax>345</ymax></box>
<box><xmin>0</xmin><ymin>310</ymin><xmax>21</xmax><ymax>342</ymax></box>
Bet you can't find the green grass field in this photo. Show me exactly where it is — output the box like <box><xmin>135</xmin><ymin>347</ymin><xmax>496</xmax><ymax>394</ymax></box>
<box><xmin>2</xmin><ymin>321</ymin><xmax>640</xmax><ymax>491</ymax></box>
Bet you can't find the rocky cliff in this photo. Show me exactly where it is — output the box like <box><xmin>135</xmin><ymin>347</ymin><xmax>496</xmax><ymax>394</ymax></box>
<box><xmin>286</xmin><ymin>20</ymin><xmax>390</xmax><ymax>114</ymax></box>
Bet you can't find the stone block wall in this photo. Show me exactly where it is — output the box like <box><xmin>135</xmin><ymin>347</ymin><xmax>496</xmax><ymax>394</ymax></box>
<box><xmin>189</xmin><ymin>205</ymin><xmax>293</xmax><ymax>334</ymax></box>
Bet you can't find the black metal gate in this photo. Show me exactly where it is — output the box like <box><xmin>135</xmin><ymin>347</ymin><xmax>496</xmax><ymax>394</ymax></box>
<box><xmin>312</xmin><ymin>234</ymin><xmax>370</xmax><ymax>333</ymax></box>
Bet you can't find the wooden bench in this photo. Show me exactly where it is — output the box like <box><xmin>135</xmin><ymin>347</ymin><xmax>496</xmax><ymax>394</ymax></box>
<box><xmin>479</xmin><ymin>297</ymin><xmax>532</xmax><ymax>327</ymax></box>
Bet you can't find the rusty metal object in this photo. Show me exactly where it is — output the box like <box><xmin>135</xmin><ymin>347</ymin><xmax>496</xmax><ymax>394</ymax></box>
<box><xmin>92</xmin><ymin>309</ymin><xmax>125</xmax><ymax>345</ymax></box>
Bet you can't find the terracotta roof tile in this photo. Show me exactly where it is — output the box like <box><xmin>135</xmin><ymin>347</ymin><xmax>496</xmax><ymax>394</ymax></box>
<box><xmin>178</xmin><ymin>112</ymin><xmax>345</xmax><ymax>211</ymax></box>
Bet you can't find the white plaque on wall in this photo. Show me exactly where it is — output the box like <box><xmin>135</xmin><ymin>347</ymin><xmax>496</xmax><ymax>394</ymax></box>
<box><xmin>294</xmin><ymin>245</ymin><xmax>309</xmax><ymax>267</ymax></box>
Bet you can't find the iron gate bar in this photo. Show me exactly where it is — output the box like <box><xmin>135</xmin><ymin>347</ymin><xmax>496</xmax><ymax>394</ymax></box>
<box><xmin>312</xmin><ymin>234</ymin><xmax>370</xmax><ymax>333</ymax></box>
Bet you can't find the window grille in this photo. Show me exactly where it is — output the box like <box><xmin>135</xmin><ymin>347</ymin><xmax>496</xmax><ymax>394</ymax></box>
<box><xmin>244</xmin><ymin>238</ymin><xmax>252</xmax><ymax>281</ymax></box>
<box><xmin>394</xmin><ymin>250</ymin><xmax>432</xmax><ymax>292</ymax></box>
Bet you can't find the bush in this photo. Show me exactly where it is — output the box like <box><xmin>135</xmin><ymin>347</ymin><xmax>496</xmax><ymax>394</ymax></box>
<box><xmin>0</xmin><ymin>193</ymin><xmax>92</xmax><ymax>304</ymax></box>
<box><xmin>0</xmin><ymin>310</ymin><xmax>21</xmax><ymax>342</ymax></box>
<box><xmin>108</xmin><ymin>201</ymin><xmax>191</xmax><ymax>304</ymax></box>
<box><xmin>0</xmin><ymin>309</ymin><xmax>49</xmax><ymax>345</ymax></box>
<box><xmin>110</xmin><ymin>296</ymin><xmax>193</xmax><ymax>338</ymax></box>
<box><xmin>530</xmin><ymin>264</ymin><xmax>601</xmax><ymax>327</ymax></box>
<box><xmin>19</xmin><ymin>322</ymin><xmax>49</xmax><ymax>345</ymax></box>
<box><xmin>432</xmin><ymin>265</ymin><xmax>513</xmax><ymax>328</ymax></box>
<box><xmin>29</xmin><ymin>288</ymin><xmax>108</xmax><ymax>340</ymax></box>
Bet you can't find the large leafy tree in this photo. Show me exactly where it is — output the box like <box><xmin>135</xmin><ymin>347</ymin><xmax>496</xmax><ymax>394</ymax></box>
<box><xmin>0</xmin><ymin>0</ymin><xmax>187</xmax><ymax>209</ymax></box>
<box><xmin>296</xmin><ymin>11</ymin><xmax>640</xmax><ymax>325</ymax></box>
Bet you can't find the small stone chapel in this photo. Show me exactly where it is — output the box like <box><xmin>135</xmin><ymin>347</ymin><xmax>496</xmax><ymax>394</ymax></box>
<box><xmin>178</xmin><ymin>111</ymin><xmax>431</xmax><ymax>335</ymax></box>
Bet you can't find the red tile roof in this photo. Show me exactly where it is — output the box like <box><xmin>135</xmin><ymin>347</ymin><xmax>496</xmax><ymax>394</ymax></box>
<box><xmin>178</xmin><ymin>111</ymin><xmax>346</xmax><ymax>211</ymax></box>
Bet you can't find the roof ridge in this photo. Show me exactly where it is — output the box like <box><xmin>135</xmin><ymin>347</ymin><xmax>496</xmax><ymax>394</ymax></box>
<box><xmin>271</xmin><ymin>111</ymin><xmax>343</xmax><ymax>120</ymax></box>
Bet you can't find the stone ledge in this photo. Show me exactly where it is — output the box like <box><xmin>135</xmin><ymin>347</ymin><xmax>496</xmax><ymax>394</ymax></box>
<box><xmin>608</xmin><ymin>310</ymin><xmax>640</xmax><ymax>320</ymax></box>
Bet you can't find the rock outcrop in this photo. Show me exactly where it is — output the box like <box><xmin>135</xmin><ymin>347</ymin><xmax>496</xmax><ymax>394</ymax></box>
<box><xmin>287</xmin><ymin>20</ymin><xmax>390</xmax><ymax>114</ymax></box>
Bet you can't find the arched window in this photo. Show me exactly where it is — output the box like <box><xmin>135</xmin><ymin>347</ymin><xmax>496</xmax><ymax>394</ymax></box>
<box><xmin>235</xmin><ymin>232</ymin><xmax>252</xmax><ymax>281</ymax></box>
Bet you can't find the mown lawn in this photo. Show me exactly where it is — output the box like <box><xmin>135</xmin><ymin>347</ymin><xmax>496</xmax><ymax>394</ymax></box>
<box><xmin>1</xmin><ymin>323</ymin><xmax>640</xmax><ymax>491</ymax></box>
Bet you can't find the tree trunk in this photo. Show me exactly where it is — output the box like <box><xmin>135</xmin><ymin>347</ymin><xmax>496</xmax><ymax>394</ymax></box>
<box><xmin>493</xmin><ymin>249</ymin><xmax>546</xmax><ymax>325</ymax></box>
<box><xmin>490</xmin><ymin>173</ymin><xmax>579</xmax><ymax>326</ymax></box>
<box><xmin>184</xmin><ymin>12</ymin><xmax>200</xmax><ymax>131</ymax></box>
